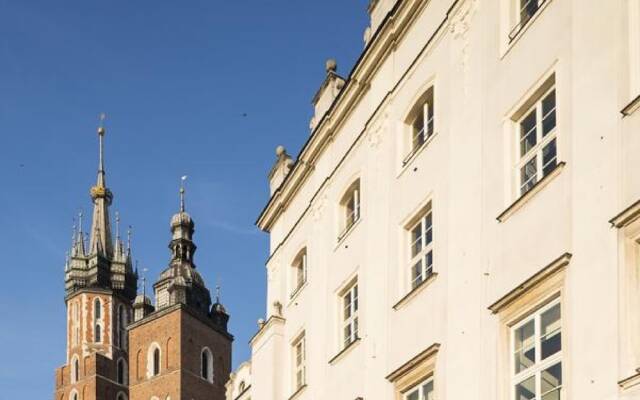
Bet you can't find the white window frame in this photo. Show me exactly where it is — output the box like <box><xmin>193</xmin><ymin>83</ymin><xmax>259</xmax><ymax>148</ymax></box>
<box><xmin>94</xmin><ymin>298</ymin><xmax>103</xmax><ymax>343</ymax></box>
<box><xmin>509</xmin><ymin>0</ymin><xmax>549</xmax><ymax>41</ymax></box>
<box><xmin>341</xmin><ymin>283</ymin><xmax>359</xmax><ymax>349</ymax></box>
<box><xmin>510</xmin><ymin>299</ymin><xmax>562</xmax><ymax>400</ymax></box>
<box><xmin>408</xmin><ymin>204</ymin><xmax>434</xmax><ymax>290</ymax></box>
<box><xmin>404</xmin><ymin>87</ymin><xmax>435</xmax><ymax>165</ymax></box>
<box><xmin>515</xmin><ymin>86</ymin><xmax>558</xmax><ymax>197</ymax></box>
<box><xmin>291</xmin><ymin>249</ymin><xmax>308</xmax><ymax>296</ymax></box>
<box><xmin>292</xmin><ymin>333</ymin><xmax>306</xmax><ymax>391</ymax></box>
<box><xmin>403</xmin><ymin>376</ymin><xmax>434</xmax><ymax>400</ymax></box>
<box><xmin>339</xmin><ymin>180</ymin><xmax>361</xmax><ymax>239</ymax></box>
<box><xmin>70</xmin><ymin>355</ymin><xmax>79</xmax><ymax>384</ymax></box>
<box><xmin>147</xmin><ymin>343</ymin><xmax>162</xmax><ymax>378</ymax></box>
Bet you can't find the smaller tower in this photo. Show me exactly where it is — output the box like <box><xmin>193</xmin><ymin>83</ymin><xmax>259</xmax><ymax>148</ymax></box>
<box><xmin>128</xmin><ymin>179</ymin><xmax>232</xmax><ymax>400</ymax></box>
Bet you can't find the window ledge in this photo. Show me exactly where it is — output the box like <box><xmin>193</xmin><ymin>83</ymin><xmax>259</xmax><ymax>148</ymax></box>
<box><xmin>619</xmin><ymin>368</ymin><xmax>640</xmax><ymax>390</ymax></box>
<box><xmin>399</xmin><ymin>132</ymin><xmax>438</xmax><ymax>177</ymax></box>
<box><xmin>500</xmin><ymin>0</ymin><xmax>554</xmax><ymax>60</ymax></box>
<box><xmin>288</xmin><ymin>281</ymin><xmax>308</xmax><ymax>305</ymax></box>
<box><xmin>336</xmin><ymin>218</ymin><xmax>362</xmax><ymax>248</ymax></box>
<box><xmin>392</xmin><ymin>272</ymin><xmax>438</xmax><ymax>311</ymax></box>
<box><xmin>622</xmin><ymin>94</ymin><xmax>640</xmax><ymax>117</ymax></box>
<box><xmin>288</xmin><ymin>384</ymin><xmax>308</xmax><ymax>400</ymax></box>
<box><xmin>497</xmin><ymin>161</ymin><xmax>565</xmax><ymax>223</ymax></box>
<box><xmin>610</xmin><ymin>198</ymin><xmax>640</xmax><ymax>228</ymax></box>
<box><xmin>328</xmin><ymin>338</ymin><xmax>361</xmax><ymax>365</ymax></box>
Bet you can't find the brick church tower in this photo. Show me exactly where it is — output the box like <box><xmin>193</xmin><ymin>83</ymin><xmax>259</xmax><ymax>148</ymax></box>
<box><xmin>54</xmin><ymin>123</ymin><xmax>232</xmax><ymax>400</ymax></box>
<box><xmin>54</xmin><ymin>122</ymin><xmax>138</xmax><ymax>400</ymax></box>
<box><xmin>127</xmin><ymin>184</ymin><xmax>233</xmax><ymax>400</ymax></box>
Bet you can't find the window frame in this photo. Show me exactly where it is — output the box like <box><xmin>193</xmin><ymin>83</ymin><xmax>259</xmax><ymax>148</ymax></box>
<box><xmin>403</xmin><ymin>376</ymin><xmax>434</xmax><ymax>400</ymax></box>
<box><xmin>201</xmin><ymin>347</ymin><xmax>214</xmax><ymax>383</ymax></box>
<box><xmin>147</xmin><ymin>343</ymin><xmax>162</xmax><ymax>378</ymax></box>
<box><xmin>94</xmin><ymin>298</ymin><xmax>103</xmax><ymax>343</ymax></box>
<box><xmin>116</xmin><ymin>358</ymin><xmax>127</xmax><ymax>385</ymax></box>
<box><xmin>407</xmin><ymin>203</ymin><xmax>434</xmax><ymax>290</ymax></box>
<box><xmin>70</xmin><ymin>355</ymin><xmax>79</xmax><ymax>384</ymax></box>
<box><xmin>403</xmin><ymin>86</ymin><xmax>435</xmax><ymax>166</ymax></box>
<box><xmin>508</xmin><ymin>0</ymin><xmax>549</xmax><ymax>42</ymax></box>
<box><xmin>509</xmin><ymin>299</ymin><xmax>562</xmax><ymax>400</ymax></box>
<box><xmin>338</xmin><ymin>179</ymin><xmax>361</xmax><ymax>240</ymax></box>
<box><xmin>291</xmin><ymin>248</ymin><xmax>308</xmax><ymax>297</ymax></box>
<box><xmin>514</xmin><ymin>85</ymin><xmax>558</xmax><ymax>198</ymax></box>
<box><xmin>341</xmin><ymin>282</ymin><xmax>359</xmax><ymax>349</ymax></box>
<box><xmin>292</xmin><ymin>333</ymin><xmax>306</xmax><ymax>391</ymax></box>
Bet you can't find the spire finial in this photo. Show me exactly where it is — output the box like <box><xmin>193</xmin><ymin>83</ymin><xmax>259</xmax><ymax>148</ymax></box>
<box><xmin>180</xmin><ymin>175</ymin><xmax>188</xmax><ymax>212</ymax></box>
<box><xmin>98</xmin><ymin>113</ymin><xmax>106</xmax><ymax>174</ymax></box>
<box><xmin>115</xmin><ymin>211</ymin><xmax>121</xmax><ymax>241</ymax></box>
<box><xmin>127</xmin><ymin>225</ymin><xmax>132</xmax><ymax>253</ymax></box>
<box><xmin>216</xmin><ymin>280</ymin><xmax>221</xmax><ymax>303</ymax></box>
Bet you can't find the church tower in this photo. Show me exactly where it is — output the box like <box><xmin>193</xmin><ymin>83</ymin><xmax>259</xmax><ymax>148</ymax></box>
<box><xmin>54</xmin><ymin>121</ymin><xmax>138</xmax><ymax>400</ymax></box>
<box><xmin>128</xmin><ymin>183</ymin><xmax>232</xmax><ymax>400</ymax></box>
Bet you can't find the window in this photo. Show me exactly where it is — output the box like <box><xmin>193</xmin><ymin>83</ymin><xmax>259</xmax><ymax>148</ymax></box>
<box><xmin>70</xmin><ymin>390</ymin><xmax>79</xmax><ymax>400</ymax></box>
<box><xmin>201</xmin><ymin>347</ymin><xmax>214</xmax><ymax>383</ymax></box>
<box><xmin>408</xmin><ymin>203</ymin><xmax>434</xmax><ymax>290</ymax></box>
<box><xmin>292</xmin><ymin>333</ymin><xmax>306</xmax><ymax>391</ymax></box>
<box><xmin>341</xmin><ymin>283</ymin><xmax>359</xmax><ymax>348</ymax></box>
<box><xmin>509</xmin><ymin>0</ymin><xmax>549</xmax><ymax>41</ymax></box>
<box><xmin>404</xmin><ymin>87</ymin><xmax>435</xmax><ymax>163</ymax></box>
<box><xmin>118</xmin><ymin>306</ymin><xmax>128</xmax><ymax>350</ymax></box>
<box><xmin>71</xmin><ymin>355</ymin><xmax>79</xmax><ymax>383</ymax></box>
<box><xmin>116</xmin><ymin>393</ymin><xmax>127</xmax><ymax>400</ymax></box>
<box><xmin>511</xmin><ymin>301</ymin><xmax>562</xmax><ymax>400</ymax></box>
<box><xmin>516</xmin><ymin>87</ymin><xmax>557</xmax><ymax>196</ymax></box>
<box><xmin>94</xmin><ymin>298</ymin><xmax>102</xmax><ymax>343</ymax></box>
<box><xmin>291</xmin><ymin>249</ymin><xmax>307</xmax><ymax>295</ymax></box>
<box><xmin>147</xmin><ymin>344</ymin><xmax>161</xmax><ymax>378</ymax></box>
<box><xmin>239</xmin><ymin>381</ymin><xmax>246</xmax><ymax>392</ymax></box>
<box><xmin>339</xmin><ymin>180</ymin><xmax>361</xmax><ymax>239</ymax></box>
<box><xmin>404</xmin><ymin>377</ymin><xmax>434</xmax><ymax>400</ymax></box>
<box><xmin>117</xmin><ymin>358</ymin><xmax>127</xmax><ymax>385</ymax></box>
<box><xmin>71</xmin><ymin>302</ymin><xmax>80</xmax><ymax>347</ymax></box>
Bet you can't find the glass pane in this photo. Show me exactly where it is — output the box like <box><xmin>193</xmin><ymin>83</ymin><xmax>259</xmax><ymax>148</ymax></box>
<box><xmin>354</xmin><ymin>317</ymin><xmax>359</xmax><ymax>338</ymax></box>
<box><xmin>407</xmin><ymin>388</ymin><xmax>420</xmax><ymax>400</ymax></box>
<box><xmin>411</xmin><ymin>224</ymin><xmax>423</xmax><ymax>257</ymax></box>
<box><xmin>541</xmin><ymin>304</ymin><xmax>561</xmax><ymax>359</ymax></box>
<box><xmin>343</xmin><ymin>294</ymin><xmax>351</xmax><ymax>319</ymax></box>
<box><xmin>425</xmin><ymin>213</ymin><xmax>433</xmax><ymax>244</ymax></box>
<box><xmin>520</xmin><ymin>110</ymin><xmax>537</xmax><ymax>156</ymax></box>
<box><xmin>412</xmin><ymin>261</ymin><xmax>423</xmax><ymax>289</ymax></box>
<box><xmin>542</xmin><ymin>90</ymin><xmax>556</xmax><ymax>136</ymax></box>
<box><xmin>520</xmin><ymin>0</ymin><xmax>539</xmax><ymax>24</ymax></box>
<box><xmin>542</xmin><ymin>139</ymin><xmax>557</xmax><ymax>176</ymax></box>
<box><xmin>515</xmin><ymin>375</ymin><xmax>536</xmax><ymax>400</ymax></box>
<box><xmin>541</xmin><ymin>363</ymin><xmax>562</xmax><ymax>400</ymax></box>
<box><xmin>353</xmin><ymin>286</ymin><xmax>358</xmax><ymax>311</ymax></box>
<box><xmin>514</xmin><ymin>320</ymin><xmax>535</xmax><ymax>373</ymax></box>
<box><xmin>520</xmin><ymin>157</ymin><xmax>538</xmax><ymax>194</ymax></box>
<box><xmin>423</xmin><ymin>380</ymin><xmax>434</xmax><ymax>400</ymax></box>
<box><xmin>343</xmin><ymin>325</ymin><xmax>352</xmax><ymax>345</ymax></box>
<box><xmin>425</xmin><ymin>251</ymin><xmax>433</xmax><ymax>276</ymax></box>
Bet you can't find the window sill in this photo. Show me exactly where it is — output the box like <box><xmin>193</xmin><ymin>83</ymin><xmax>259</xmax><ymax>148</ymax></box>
<box><xmin>497</xmin><ymin>161</ymin><xmax>565</xmax><ymax>223</ymax></box>
<box><xmin>288</xmin><ymin>281</ymin><xmax>308</xmax><ymax>305</ymax></box>
<box><xmin>392</xmin><ymin>272</ymin><xmax>438</xmax><ymax>311</ymax></box>
<box><xmin>398</xmin><ymin>132</ymin><xmax>438</xmax><ymax>178</ymax></box>
<box><xmin>500</xmin><ymin>0</ymin><xmax>554</xmax><ymax>60</ymax></box>
<box><xmin>336</xmin><ymin>218</ymin><xmax>362</xmax><ymax>248</ymax></box>
<box><xmin>288</xmin><ymin>384</ymin><xmax>308</xmax><ymax>400</ymax></box>
<box><xmin>619</xmin><ymin>368</ymin><xmax>640</xmax><ymax>390</ymax></box>
<box><xmin>622</xmin><ymin>94</ymin><xmax>640</xmax><ymax>117</ymax></box>
<box><xmin>328</xmin><ymin>338</ymin><xmax>361</xmax><ymax>365</ymax></box>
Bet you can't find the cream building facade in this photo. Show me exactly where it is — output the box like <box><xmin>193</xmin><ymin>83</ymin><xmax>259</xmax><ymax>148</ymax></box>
<box><xmin>227</xmin><ymin>1</ymin><xmax>640</xmax><ymax>400</ymax></box>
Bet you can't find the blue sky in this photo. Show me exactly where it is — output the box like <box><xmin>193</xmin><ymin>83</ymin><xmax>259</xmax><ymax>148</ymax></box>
<box><xmin>0</xmin><ymin>1</ymin><xmax>369</xmax><ymax>397</ymax></box>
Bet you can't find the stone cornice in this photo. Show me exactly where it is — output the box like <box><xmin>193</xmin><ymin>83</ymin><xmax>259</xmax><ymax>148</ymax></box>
<box><xmin>256</xmin><ymin>0</ymin><xmax>441</xmax><ymax>233</ymax></box>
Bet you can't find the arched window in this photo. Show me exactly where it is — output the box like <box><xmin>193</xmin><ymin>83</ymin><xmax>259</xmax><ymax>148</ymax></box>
<box><xmin>69</xmin><ymin>389</ymin><xmax>79</xmax><ymax>400</ymax></box>
<box><xmin>94</xmin><ymin>298</ymin><xmax>102</xmax><ymax>319</ymax></box>
<box><xmin>116</xmin><ymin>393</ymin><xmax>127</xmax><ymax>400</ymax></box>
<box><xmin>201</xmin><ymin>347</ymin><xmax>213</xmax><ymax>383</ymax></box>
<box><xmin>117</xmin><ymin>305</ymin><xmax>127</xmax><ymax>349</ymax></box>
<box><xmin>291</xmin><ymin>248</ymin><xmax>308</xmax><ymax>295</ymax></box>
<box><xmin>71</xmin><ymin>355</ymin><xmax>79</xmax><ymax>383</ymax></box>
<box><xmin>117</xmin><ymin>358</ymin><xmax>127</xmax><ymax>385</ymax></box>
<box><xmin>403</xmin><ymin>86</ymin><xmax>435</xmax><ymax>164</ymax></box>
<box><xmin>339</xmin><ymin>179</ymin><xmax>361</xmax><ymax>239</ymax></box>
<box><xmin>94</xmin><ymin>323</ymin><xmax>102</xmax><ymax>343</ymax></box>
<box><xmin>147</xmin><ymin>343</ymin><xmax>161</xmax><ymax>378</ymax></box>
<box><xmin>239</xmin><ymin>381</ymin><xmax>246</xmax><ymax>392</ymax></box>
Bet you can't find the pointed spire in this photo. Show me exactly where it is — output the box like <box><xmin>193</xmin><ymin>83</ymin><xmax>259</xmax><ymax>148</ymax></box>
<box><xmin>89</xmin><ymin>114</ymin><xmax>114</xmax><ymax>257</ymax></box>
<box><xmin>180</xmin><ymin>175</ymin><xmax>187</xmax><ymax>212</ymax></box>
<box><xmin>72</xmin><ymin>210</ymin><xmax>86</xmax><ymax>257</ymax></box>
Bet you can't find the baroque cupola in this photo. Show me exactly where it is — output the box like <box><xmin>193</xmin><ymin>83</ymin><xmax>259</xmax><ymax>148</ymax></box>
<box><xmin>64</xmin><ymin>119</ymin><xmax>138</xmax><ymax>301</ymax></box>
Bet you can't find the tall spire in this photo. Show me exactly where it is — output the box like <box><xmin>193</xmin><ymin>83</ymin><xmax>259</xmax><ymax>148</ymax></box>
<box><xmin>180</xmin><ymin>175</ymin><xmax>187</xmax><ymax>212</ymax></box>
<box><xmin>88</xmin><ymin>114</ymin><xmax>114</xmax><ymax>257</ymax></box>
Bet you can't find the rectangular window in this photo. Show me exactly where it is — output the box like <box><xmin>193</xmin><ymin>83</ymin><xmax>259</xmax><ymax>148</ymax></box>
<box><xmin>296</xmin><ymin>252</ymin><xmax>307</xmax><ymax>290</ymax></box>
<box><xmin>408</xmin><ymin>205</ymin><xmax>434</xmax><ymax>289</ymax></box>
<box><xmin>509</xmin><ymin>0</ymin><xmax>549</xmax><ymax>41</ymax></box>
<box><xmin>511</xmin><ymin>300</ymin><xmax>562</xmax><ymax>400</ymax></box>
<box><xmin>342</xmin><ymin>283</ymin><xmax>359</xmax><ymax>349</ymax></box>
<box><xmin>293</xmin><ymin>334</ymin><xmax>306</xmax><ymax>391</ymax></box>
<box><xmin>517</xmin><ymin>87</ymin><xmax>557</xmax><ymax>196</ymax></box>
<box><xmin>404</xmin><ymin>377</ymin><xmax>434</xmax><ymax>400</ymax></box>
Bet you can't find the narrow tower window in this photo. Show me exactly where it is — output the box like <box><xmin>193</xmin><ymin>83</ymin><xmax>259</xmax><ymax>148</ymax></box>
<box><xmin>71</xmin><ymin>355</ymin><xmax>79</xmax><ymax>383</ymax></box>
<box><xmin>201</xmin><ymin>347</ymin><xmax>214</xmax><ymax>383</ymax></box>
<box><xmin>117</xmin><ymin>358</ymin><xmax>127</xmax><ymax>385</ymax></box>
<box><xmin>153</xmin><ymin>348</ymin><xmax>160</xmax><ymax>376</ymax></box>
<box><xmin>94</xmin><ymin>298</ymin><xmax>102</xmax><ymax>343</ymax></box>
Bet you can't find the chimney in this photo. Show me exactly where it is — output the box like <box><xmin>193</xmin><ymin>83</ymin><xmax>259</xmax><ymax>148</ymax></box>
<box><xmin>269</xmin><ymin>145</ymin><xmax>294</xmax><ymax>195</ymax></box>
<box><xmin>309</xmin><ymin>59</ymin><xmax>346</xmax><ymax>131</ymax></box>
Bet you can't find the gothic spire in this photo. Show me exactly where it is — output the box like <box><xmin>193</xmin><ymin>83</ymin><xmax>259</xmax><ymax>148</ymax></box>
<box><xmin>88</xmin><ymin>115</ymin><xmax>114</xmax><ymax>257</ymax></box>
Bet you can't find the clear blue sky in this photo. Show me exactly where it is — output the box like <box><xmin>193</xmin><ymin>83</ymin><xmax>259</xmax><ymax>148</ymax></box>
<box><xmin>0</xmin><ymin>1</ymin><xmax>369</xmax><ymax>397</ymax></box>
